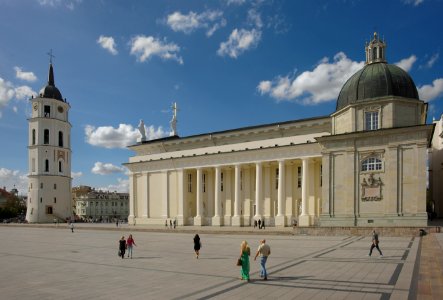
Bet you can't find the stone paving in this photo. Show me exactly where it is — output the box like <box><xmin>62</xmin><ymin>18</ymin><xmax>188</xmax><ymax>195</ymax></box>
<box><xmin>0</xmin><ymin>224</ymin><xmax>439</xmax><ymax>299</ymax></box>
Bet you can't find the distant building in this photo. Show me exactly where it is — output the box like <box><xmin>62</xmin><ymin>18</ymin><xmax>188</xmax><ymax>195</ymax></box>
<box><xmin>72</xmin><ymin>186</ymin><xmax>129</xmax><ymax>221</ymax></box>
<box><xmin>26</xmin><ymin>62</ymin><xmax>72</xmax><ymax>223</ymax></box>
<box><xmin>429</xmin><ymin>115</ymin><xmax>443</xmax><ymax>217</ymax></box>
<box><xmin>125</xmin><ymin>33</ymin><xmax>434</xmax><ymax>227</ymax></box>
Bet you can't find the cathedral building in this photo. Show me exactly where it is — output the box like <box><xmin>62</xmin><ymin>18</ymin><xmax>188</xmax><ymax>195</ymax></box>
<box><xmin>26</xmin><ymin>62</ymin><xmax>72</xmax><ymax>223</ymax></box>
<box><xmin>124</xmin><ymin>33</ymin><xmax>435</xmax><ymax>227</ymax></box>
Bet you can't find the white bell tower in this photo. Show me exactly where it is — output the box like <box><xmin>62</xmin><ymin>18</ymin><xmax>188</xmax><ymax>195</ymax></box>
<box><xmin>26</xmin><ymin>58</ymin><xmax>72</xmax><ymax>223</ymax></box>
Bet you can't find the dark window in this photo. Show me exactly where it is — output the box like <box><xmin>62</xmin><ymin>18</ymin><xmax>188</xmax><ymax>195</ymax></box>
<box><xmin>44</xmin><ymin>105</ymin><xmax>50</xmax><ymax>117</ymax></box>
<box><xmin>40</xmin><ymin>183</ymin><xmax>43</xmax><ymax>189</ymax></box>
<box><xmin>45</xmin><ymin>159</ymin><xmax>49</xmax><ymax>172</ymax></box>
<box><xmin>297</xmin><ymin>167</ymin><xmax>302</xmax><ymax>188</ymax></box>
<box><xmin>46</xmin><ymin>206</ymin><xmax>53</xmax><ymax>214</ymax></box>
<box><xmin>59</xmin><ymin>161</ymin><xmax>62</xmax><ymax>172</ymax></box>
<box><xmin>54</xmin><ymin>183</ymin><xmax>57</xmax><ymax>189</ymax></box>
<box><xmin>44</xmin><ymin>129</ymin><xmax>49</xmax><ymax>144</ymax></box>
<box><xmin>58</xmin><ymin>131</ymin><xmax>63</xmax><ymax>147</ymax></box>
<box><xmin>32</xmin><ymin>129</ymin><xmax>36</xmax><ymax>145</ymax></box>
<box><xmin>54</xmin><ymin>197</ymin><xmax>56</xmax><ymax>203</ymax></box>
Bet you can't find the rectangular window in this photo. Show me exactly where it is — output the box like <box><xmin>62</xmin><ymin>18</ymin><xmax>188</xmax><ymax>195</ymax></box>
<box><xmin>188</xmin><ymin>173</ymin><xmax>192</xmax><ymax>193</ymax></box>
<box><xmin>297</xmin><ymin>167</ymin><xmax>302</xmax><ymax>188</ymax></box>
<box><xmin>54</xmin><ymin>197</ymin><xmax>56</xmax><ymax>203</ymax></box>
<box><xmin>40</xmin><ymin>183</ymin><xmax>43</xmax><ymax>189</ymax></box>
<box><xmin>221</xmin><ymin>172</ymin><xmax>224</xmax><ymax>192</ymax></box>
<box><xmin>275</xmin><ymin>168</ymin><xmax>279</xmax><ymax>189</ymax></box>
<box><xmin>365</xmin><ymin>111</ymin><xmax>379</xmax><ymax>130</ymax></box>
<box><xmin>54</xmin><ymin>184</ymin><xmax>57</xmax><ymax>190</ymax></box>
<box><xmin>320</xmin><ymin>165</ymin><xmax>323</xmax><ymax>187</ymax></box>
<box><xmin>45</xmin><ymin>160</ymin><xmax>49</xmax><ymax>172</ymax></box>
<box><xmin>32</xmin><ymin>158</ymin><xmax>35</xmax><ymax>172</ymax></box>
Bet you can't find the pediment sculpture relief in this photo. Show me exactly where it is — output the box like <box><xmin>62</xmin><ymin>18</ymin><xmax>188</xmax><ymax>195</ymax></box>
<box><xmin>361</xmin><ymin>174</ymin><xmax>383</xmax><ymax>201</ymax></box>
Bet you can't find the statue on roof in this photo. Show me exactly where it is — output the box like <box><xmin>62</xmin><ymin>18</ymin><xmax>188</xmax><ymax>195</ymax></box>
<box><xmin>170</xmin><ymin>102</ymin><xmax>178</xmax><ymax>136</ymax></box>
<box><xmin>138</xmin><ymin>119</ymin><xmax>146</xmax><ymax>142</ymax></box>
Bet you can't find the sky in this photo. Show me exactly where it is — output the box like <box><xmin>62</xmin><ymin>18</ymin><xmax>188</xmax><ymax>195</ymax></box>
<box><xmin>1</xmin><ymin>0</ymin><xmax>442</xmax><ymax>196</ymax></box>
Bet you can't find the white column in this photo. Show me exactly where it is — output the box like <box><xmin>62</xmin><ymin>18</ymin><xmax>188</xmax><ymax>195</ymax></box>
<box><xmin>177</xmin><ymin>169</ymin><xmax>185</xmax><ymax>226</ymax></box>
<box><xmin>142</xmin><ymin>173</ymin><xmax>149</xmax><ymax>218</ymax></box>
<box><xmin>232</xmin><ymin>164</ymin><xmax>242</xmax><ymax>226</ymax></box>
<box><xmin>194</xmin><ymin>168</ymin><xmax>203</xmax><ymax>226</ymax></box>
<box><xmin>254</xmin><ymin>162</ymin><xmax>262</xmax><ymax>219</ymax></box>
<box><xmin>299</xmin><ymin>157</ymin><xmax>311</xmax><ymax>226</ymax></box>
<box><xmin>212</xmin><ymin>166</ymin><xmax>222</xmax><ymax>226</ymax></box>
<box><xmin>162</xmin><ymin>171</ymin><xmax>169</xmax><ymax>218</ymax></box>
<box><xmin>276</xmin><ymin>160</ymin><xmax>286</xmax><ymax>226</ymax></box>
<box><xmin>128</xmin><ymin>173</ymin><xmax>135</xmax><ymax>225</ymax></box>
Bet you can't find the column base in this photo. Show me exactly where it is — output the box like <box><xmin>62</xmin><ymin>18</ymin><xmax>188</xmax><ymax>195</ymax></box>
<box><xmin>275</xmin><ymin>215</ymin><xmax>286</xmax><ymax>227</ymax></box>
<box><xmin>177</xmin><ymin>215</ymin><xmax>186</xmax><ymax>226</ymax></box>
<box><xmin>231</xmin><ymin>215</ymin><xmax>242</xmax><ymax>226</ymax></box>
<box><xmin>212</xmin><ymin>215</ymin><xmax>223</xmax><ymax>226</ymax></box>
<box><xmin>194</xmin><ymin>215</ymin><xmax>203</xmax><ymax>226</ymax></box>
<box><xmin>128</xmin><ymin>215</ymin><xmax>135</xmax><ymax>225</ymax></box>
<box><xmin>298</xmin><ymin>214</ymin><xmax>311</xmax><ymax>227</ymax></box>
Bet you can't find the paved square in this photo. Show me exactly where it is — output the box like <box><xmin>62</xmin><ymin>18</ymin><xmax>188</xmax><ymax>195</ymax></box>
<box><xmin>0</xmin><ymin>226</ymin><xmax>418</xmax><ymax>299</ymax></box>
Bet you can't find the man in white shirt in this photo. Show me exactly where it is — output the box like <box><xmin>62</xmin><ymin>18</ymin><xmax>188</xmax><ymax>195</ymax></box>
<box><xmin>254</xmin><ymin>239</ymin><xmax>271</xmax><ymax>280</ymax></box>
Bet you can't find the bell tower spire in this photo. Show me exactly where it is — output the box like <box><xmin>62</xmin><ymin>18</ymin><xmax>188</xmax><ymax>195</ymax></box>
<box><xmin>365</xmin><ymin>32</ymin><xmax>386</xmax><ymax>65</ymax></box>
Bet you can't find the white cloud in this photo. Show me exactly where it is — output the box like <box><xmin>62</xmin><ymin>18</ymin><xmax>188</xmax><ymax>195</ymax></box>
<box><xmin>71</xmin><ymin>171</ymin><xmax>83</xmax><ymax>179</ymax></box>
<box><xmin>395</xmin><ymin>55</ymin><xmax>417</xmax><ymax>72</ymax></box>
<box><xmin>97</xmin><ymin>178</ymin><xmax>129</xmax><ymax>193</ymax></box>
<box><xmin>85</xmin><ymin>123</ymin><xmax>167</xmax><ymax>149</ymax></box>
<box><xmin>227</xmin><ymin>0</ymin><xmax>246</xmax><ymax>5</ymax></box>
<box><xmin>0</xmin><ymin>168</ymin><xmax>28</xmax><ymax>195</ymax></box>
<box><xmin>130</xmin><ymin>35</ymin><xmax>183</xmax><ymax>64</ymax></box>
<box><xmin>247</xmin><ymin>8</ymin><xmax>263</xmax><ymax>28</ymax></box>
<box><xmin>403</xmin><ymin>0</ymin><xmax>424</xmax><ymax>6</ymax></box>
<box><xmin>91</xmin><ymin>162</ymin><xmax>126</xmax><ymax>175</ymax></box>
<box><xmin>97</xmin><ymin>35</ymin><xmax>118</xmax><ymax>55</ymax></box>
<box><xmin>14</xmin><ymin>67</ymin><xmax>37</xmax><ymax>82</ymax></box>
<box><xmin>0</xmin><ymin>77</ymin><xmax>36</xmax><ymax>118</ymax></box>
<box><xmin>418</xmin><ymin>78</ymin><xmax>443</xmax><ymax>102</ymax></box>
<box><xmin>217</xmin><ymin>28</ymin><xmax>261</xmax><ymax>58</ymax></box>
<box><xmin>258</xmin><ymin>52</ymin><xmax>364</xmax><ymax>104</ymax></box>
<box><xmin>424</xmin><ymin>53</ymin><xmax>439</xmax><ymax>69</ymax></box>
<box><xmin>38</xmin><ymin>0</ymin><xmax>82</xmax><ymax>10</ymax></box>
<box><xmin>167</xmin><ymin>10</ymin><xmax>226</xmax><ymax>37</ymax></box>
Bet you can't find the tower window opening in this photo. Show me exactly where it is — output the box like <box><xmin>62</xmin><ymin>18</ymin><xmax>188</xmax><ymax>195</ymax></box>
<box><xmin>373</xmin><ymin>47</ymin><xmax>377</xmax><ymax>60</ymax></box>
<box><xmin>45</xmin><ymin>159</ymin><xmax>49</xmax><ymax>172</ymax></box>
<box><xmin>46</xmin><ymin>206</ymin><xmax>53</xmax><ymax>214</ymax></box>
<box><xmin>44</xmin><ymin>129</ymin><xmax>49</xmax><ymax>144</ymax></box>
<box><xmin>32</xmin><ymin>129</ymin><xmax>36</xmax><ymax>145</ymax></box>
<box><xmin>54</xmin><ymin>197</ymin><xmax>56</xmax><ymax>203</ymax></box>
<box><xmin>59</xmin><ymin>161</ymin><xmax>63</xmax><ymax>173</ymax></box>
<box><xmin>40</xmin><ymin>197</ymin><xmax>42</xmax><ymax>203</ymax></box>
<box><xmin>58</xmin><ymin>131</ymin><xmax>63</xmax><ymax>147</ymax></box>
<box><xmin>44</xmin><ymin>105</ymin><xmax>50</xmax><ymax>118</ymax></box>
<box><xmin>54</xmin><ymin>183</ymin><xmax>57</xmax><ymax>189</ymax></box>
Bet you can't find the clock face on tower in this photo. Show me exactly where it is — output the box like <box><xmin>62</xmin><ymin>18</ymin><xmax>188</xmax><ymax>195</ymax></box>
<box><xmin>58</xmin><ymin>106</ymin><xmax>64</xmax><ymax>113</ymax></box>
<box><xmin>33</xmin><ymin>103</ymin><xmax>38</xmax><ymax>111</ymax></box>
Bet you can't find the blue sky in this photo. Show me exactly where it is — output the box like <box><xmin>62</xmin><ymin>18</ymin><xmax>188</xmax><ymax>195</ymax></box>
<box><xmin>1</xmin><ymin>0</ymin><xmax>442</xmax><ymax>195</ymax></box>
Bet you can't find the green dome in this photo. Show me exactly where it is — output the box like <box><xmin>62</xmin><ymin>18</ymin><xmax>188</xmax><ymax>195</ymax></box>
<box><xmin>336</xmin><ymin>62</ymin><xmax>419</xmax><ymax>111</ymax></box>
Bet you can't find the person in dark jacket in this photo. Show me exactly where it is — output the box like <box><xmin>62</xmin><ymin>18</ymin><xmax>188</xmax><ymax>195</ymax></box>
<box><xmin>119</xmin><ymin>236</ymin><xmax>127</xmax><ymax>259</ymax></box>
<box><xmin>193</xmin><ymin>234</ymin><xmax>201</xmax><ymax>259</ymax></box>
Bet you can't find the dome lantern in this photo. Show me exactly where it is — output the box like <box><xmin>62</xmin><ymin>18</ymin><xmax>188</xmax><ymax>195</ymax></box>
<box><xmin>365</xmin><ymin>32</ymin><xmax>386</xmax><ymax>65</ymax></box>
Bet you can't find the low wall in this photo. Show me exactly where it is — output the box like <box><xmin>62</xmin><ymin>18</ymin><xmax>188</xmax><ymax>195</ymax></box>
<box><xmin>292</xmin><ymin>226</ymin><xmax>441</xmax><ymax>237</ymax></box>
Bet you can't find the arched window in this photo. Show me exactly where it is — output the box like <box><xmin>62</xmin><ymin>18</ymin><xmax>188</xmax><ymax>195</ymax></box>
<box><xmin>58</xmin><ymin>131</ymin><xmax>63</xmax><ymax>147</ymax></box>
<box><xmin>373</xmin><ymin>47</ymin><xmax>377</xmax><ymax>60</ymax></box>
<box><xmin>361</xmin><ymin>157</ymin><xmax>382</xmax><ymax>172</ymax></box>
<box><xmin>44</xmin><ymin>129</ymin><xmax>49</xmax><ymax>144</ymax></box>
<box><xmin>59</xmin><ymin>161</ymin><xmax>63</xmax><ymax>173</ymax></box>
<box><xmin>45</xmin><ymin>159</ymin><xmax>49</xmax><ymax>172</ymax></box>
<box><xmin>32</xmin><ymin>129</ymin><xmax>36</xmax><ymax>145</ymax></box>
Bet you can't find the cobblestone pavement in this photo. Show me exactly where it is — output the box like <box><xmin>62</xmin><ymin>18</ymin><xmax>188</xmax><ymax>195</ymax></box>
<box><xmin>0</xmin><ymin>224</ymin><xmax>441</xmax><ymax>299</ymax></box>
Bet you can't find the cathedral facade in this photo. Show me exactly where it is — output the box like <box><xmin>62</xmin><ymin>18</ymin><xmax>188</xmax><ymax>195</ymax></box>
<box><xmin>125</xmin><ymin>33</ymin><xmax>434</xmax><ymax>227</ymax></box>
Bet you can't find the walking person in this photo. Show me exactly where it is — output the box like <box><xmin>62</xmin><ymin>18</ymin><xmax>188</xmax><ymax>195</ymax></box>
<box><xmin>368</xmin><ymin>230</ymin><xmax>383</xmax><ymax>257</ymax></box>
<box><xmin>254</xmin><ymin>239</ymin><xmax>271</xmax><ymax>280</ymax></box>
<box><xmin>165</xmin><ymin>219</ymin><xmax>168</xmax><ymax>228</ymax></box>
<box><xmin>118</xmin><ymin>236</ymin><xmax>126</xmax><ymax>259</ymax></box>
<box><xmin>258</xmin><ymin>219</ymin><xmax>262</xmax><ymax>229</ymax></box>
<box><xmin>169</xmin><ymin>219</ymin><xmax>173</xmax><ymax>229</ymax></box>
<box><xmin>126</xmin><ymin>234</ymin><xmax>137</xmax><ymax>259</ymax></box>
<box><xmin>239</xmin><ymin>241</ymin><xmax>251</xmax><ymax>282</ymax></box>
<box><xmin>193</xmin><ymin>234</ymin><xmax>201</xmax><ymax>259</ymax></box>
<box><xmin>69</xmin><ymin>222</ymin><xmax>74</xmax><ymax>233</ymax></box>
<box><xmin>261</xmin><ymin>219</ymin><xmax>265</xmax><ymax>229</ymax></box>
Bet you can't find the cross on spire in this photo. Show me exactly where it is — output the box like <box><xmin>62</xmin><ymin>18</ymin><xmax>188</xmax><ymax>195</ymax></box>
<box><xmin>47</xmin><ymin>49</ymin><xmax>55</xmax><ymax>64</ymax></box>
